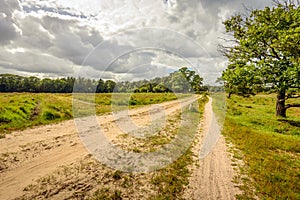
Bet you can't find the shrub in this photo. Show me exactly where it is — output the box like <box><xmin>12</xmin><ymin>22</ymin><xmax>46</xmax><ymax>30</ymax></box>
<box><xmin>43</xmin><ymin>111</ymin><xmax>61</xmax><ymax>120</ymax></box>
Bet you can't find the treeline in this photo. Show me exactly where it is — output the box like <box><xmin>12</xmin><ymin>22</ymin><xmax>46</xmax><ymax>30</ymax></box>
<box><xmin>0</xmin><ymin>67</ymin><xmax>208</xmax><ymax>93</ymax></box>
<box><xmin>0</xmin><ymin>74</ymin><xmax>116</xmax><ymax>93</ymax></box>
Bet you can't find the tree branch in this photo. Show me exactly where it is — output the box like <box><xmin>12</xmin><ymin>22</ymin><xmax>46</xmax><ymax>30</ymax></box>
<box><xmin>285</xmin><ymin>103</ymin><xmax>300</xmax><ymax>109</ymax></box>
<box><xmin>286</xmin><ymin>94</ymin><xmax>300</xmax><ymax>100</ymax></box>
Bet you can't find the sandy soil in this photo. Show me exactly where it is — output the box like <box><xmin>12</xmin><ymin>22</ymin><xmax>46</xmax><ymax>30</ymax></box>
<box><xmin>0</xmin><ymin>96</ymin><xmax>197</xmax><ymax>200</ymax></box>
<box><xmin>0</xmin><ymin>96</ymin><xmax>241</xmax><ymax>200</ymax></box>
<box><xmin>183</xmin><ymin>98</ymin><xmax>241</xmax><ymax>199</ymax></box>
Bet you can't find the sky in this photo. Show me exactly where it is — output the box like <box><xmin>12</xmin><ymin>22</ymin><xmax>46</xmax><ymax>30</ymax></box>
<box><xmin>0</xmin><ymin>0</ymin><xmax>273</xmax><ymax>84</ymax></box>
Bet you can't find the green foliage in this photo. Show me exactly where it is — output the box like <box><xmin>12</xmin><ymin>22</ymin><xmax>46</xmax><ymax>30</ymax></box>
<box><xmin>224</xmin><ymin>94</ymin><xmax>300</xmax><ymax>136</ymax></box>
<box><xmin>133</xmin><ymin>67</ymin><xmax>205</xmax><ymax>94</ymax></box>
<box><xmin>213</xmin><ymin>94</ymin><xmax>300</xmax><ymax>199</ymax></box>
<box><xmin>43</xmin><ymin>111</ymin><xmax>61</xmax><ymax>120</ymax></box>
<box><xmin>221</xmin><ymin>1</ymin><xmax>300</xmax><ymax>116</ymax></box>
<box><xmin>0</xmin><ymin>74</ymin><xmax>76</xmax><ymax>93</ymax></box>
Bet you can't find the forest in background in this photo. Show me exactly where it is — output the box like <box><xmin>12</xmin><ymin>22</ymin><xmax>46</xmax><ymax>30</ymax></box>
<box><xmin>0</xmin><ymin>67</ymin><xmax>213</xmax><ymax>94</ymax></box>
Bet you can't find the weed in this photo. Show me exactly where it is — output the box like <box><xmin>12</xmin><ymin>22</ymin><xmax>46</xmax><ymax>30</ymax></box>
<box><xmin>112</xmin><ymin>170</ymin><xmax>122</xmax><ymax>180</ymax></box>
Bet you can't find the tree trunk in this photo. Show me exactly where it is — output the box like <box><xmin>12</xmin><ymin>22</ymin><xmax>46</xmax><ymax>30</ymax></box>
<box><xmin>228</xmin><ymin>92</ymin><xmax>232</xmax><ymax>98</ymax></box>
<box><xmin>276</xmin><ymin>90</ymin><xmax>286</xmax><ymax>117</ymax></box>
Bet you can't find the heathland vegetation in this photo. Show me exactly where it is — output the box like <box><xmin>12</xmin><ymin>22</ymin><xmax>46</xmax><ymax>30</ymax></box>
<box><xmin>0</xmin><ymin>67</ymin><xmax>205</xmax><ymax>138</ymax></box>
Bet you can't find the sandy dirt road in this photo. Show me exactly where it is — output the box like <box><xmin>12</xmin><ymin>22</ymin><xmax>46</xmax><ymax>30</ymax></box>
<box><xmin>0</xmin><ymin>96</ymin><xmax>197</xmax><ymax>199</ymax></box>
<box><xmin>184</xmin><ymin>98</ymin><xmax>241</xmax><ymax>199</ymax></box>
<box><xmin>0</xmin><ymin>96</ymin><xmax>240</xmax><ymax>199</ymax></box>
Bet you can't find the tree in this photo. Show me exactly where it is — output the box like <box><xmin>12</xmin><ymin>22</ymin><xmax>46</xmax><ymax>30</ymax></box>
<box><xmin>171</xmin><ymin>71</ymin><xmax>190</xmax><ymax>93</ymax></box>
<box><xmin>22</xmin><ymin>76</ymin><xmax>40</xmax><ymax>92</ymax></box>
<box><xmin>96</xmin><ymin>79</ymin><xmax>105</xmax><ymax>93</ymax></box>
<box><xmin>221</xmin><ymin>0</ymin><xmax>300</xmax><ymax>117</ymax></box>
<box><xmin>222</xmin><ymin>61</ymin><xmax>262</xmax><ymax>97</ymax></box>
<box><xmin>104</xmin><ymin>80</ymin><xmax>116</xmax><ymax>93</ymax></box>
<box><xmin>178</xmin><ymin>67</ymin><xmax>204</xmax><ymax>93</ymax></box>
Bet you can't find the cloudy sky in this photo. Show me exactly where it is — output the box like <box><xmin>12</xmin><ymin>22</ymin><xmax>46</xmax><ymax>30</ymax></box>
<box><xmin>0</xmin><ymin>0</ymin><xmax>273</xmax><ymax>84</ymax></box>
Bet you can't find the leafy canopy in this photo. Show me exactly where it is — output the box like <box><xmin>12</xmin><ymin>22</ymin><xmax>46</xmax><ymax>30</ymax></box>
<box><xmin>221</xmin><ymin>1</ymin><xmax>300</xmax><ymax>96</ymax></box>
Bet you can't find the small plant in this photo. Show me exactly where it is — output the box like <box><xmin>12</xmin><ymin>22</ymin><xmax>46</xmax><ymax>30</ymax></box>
<box><xmin>112</xmin><ymin>170</ymin><xmax>122</xmax><ymax>180</ymax></box>
<box><xmin>43</xmin><ymin>111</ymin><xmax>58</xmax><ymax>120</ymax></box>
<box><xmin>111</xmin><ymin>190</ymin><xmax>122</xmax><ymax>200</ymax></box>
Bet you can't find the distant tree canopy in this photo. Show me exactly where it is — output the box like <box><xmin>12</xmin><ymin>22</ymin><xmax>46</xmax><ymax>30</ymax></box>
<box><xmin>134</xmin><ymin>67</ymin><xmax>205</xmax><ymax>94</ymax></box>
<box><xmin>0</xmin><ymin>74</ymin><xmax>76</xmax><ymax>93</ymax></box>
<box><xmin>220</xmin><ymin>0</ymin><xmax>300</xmax><ymax>117</ymax></box>
<box><xmin>0</xmin><ymin>67</ymin><xmax>206</xmax><ymax>94</ymax></box>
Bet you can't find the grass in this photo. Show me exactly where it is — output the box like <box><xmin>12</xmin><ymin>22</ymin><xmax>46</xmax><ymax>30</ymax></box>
<box><xmin>0</xmin><ymin>93</ymin><xmax>193</xmax><ymax>138</ymax></box>
<box><xmin>212</xmin><ymin>93</ymin><xmax>300</xmax><ymax>199</ymax></box>
<box><xmin>0</xmin><ymin>93</ymin><xmax>73</xmax><ymax>137</ymax></box>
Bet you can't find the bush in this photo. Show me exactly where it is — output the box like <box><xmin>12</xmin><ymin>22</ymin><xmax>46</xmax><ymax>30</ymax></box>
<box><xmin>43</xmin><ymin>111</ymin><xmax>61</xmax><ymax>120</ymax></box>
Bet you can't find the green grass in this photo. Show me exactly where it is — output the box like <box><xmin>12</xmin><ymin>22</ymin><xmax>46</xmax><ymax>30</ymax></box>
<box><xmin>0</xmin><ymin>93</ymin><xmax>193</xmax><ymax>138</ymax></box>
<box><xmin>0</xmin><ymin>93</ymin><xmax>73</xmax><ymax>137</ymax></box>
<box><xmin>212</xmin><ymin>93</ymin><xmax>300</xmax><ymax>199</ymax></box>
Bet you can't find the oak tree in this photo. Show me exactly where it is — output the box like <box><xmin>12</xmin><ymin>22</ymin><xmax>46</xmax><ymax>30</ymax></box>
<box><xmin>221</xmin><ymin>0</ymin><xmax>300</xmax><ymax>117</ymax></box>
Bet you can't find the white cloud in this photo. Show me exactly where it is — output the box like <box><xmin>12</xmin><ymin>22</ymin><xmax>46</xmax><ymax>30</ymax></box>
<box><xmin>0</xmin><ymin>0</ymin><xmax>273</xmax><ymax>84</ymax></box>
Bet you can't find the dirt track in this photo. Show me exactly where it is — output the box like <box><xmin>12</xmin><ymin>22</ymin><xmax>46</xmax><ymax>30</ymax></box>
<box><xmin>184</xmin><ymin>98</ymin><xmax>241</xmax><ymax>199</ymax></box>
<box><xmin>0</xmin><ymin>96</ymin><xmax>240</xmax><ymax>199</ymax></box>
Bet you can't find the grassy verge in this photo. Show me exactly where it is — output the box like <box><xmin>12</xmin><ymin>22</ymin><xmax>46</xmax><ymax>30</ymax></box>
<box><xmin>0</xmin><ymin>93</ymin><xmax>192</xmax><ymax>137</ymax></box>
<box><xmin>212</xmin><ymin>93</ymin><xmax>300</xmax><ymax>199</ymax></box>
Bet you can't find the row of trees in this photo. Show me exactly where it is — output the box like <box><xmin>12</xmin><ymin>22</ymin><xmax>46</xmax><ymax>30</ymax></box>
<box><xmin>0</xmin><ymin>74</ymin><xmax>116</xmax><ymax>93</ymax></box>
<box><xmin>0</xmin><ymin>67</ymin><xmax>206</xmax><ymax>94</ymax></box>
<box><xmin>221</xmin><ymin>0</ymin><xmax>300</xmax><ymax>117</ymax></box>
